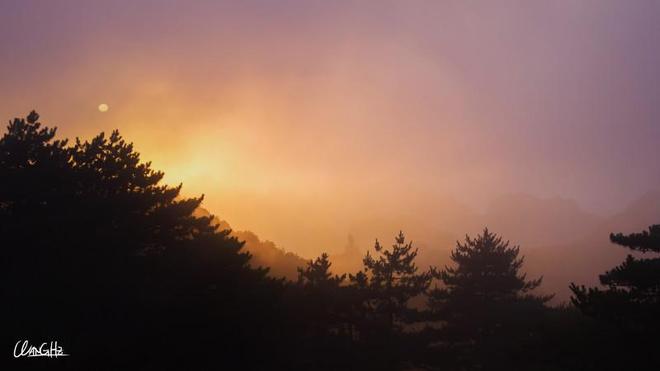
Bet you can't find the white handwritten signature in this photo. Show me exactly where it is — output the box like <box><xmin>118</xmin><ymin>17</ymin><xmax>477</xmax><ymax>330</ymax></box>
<box><xmin>13</xmin><ymin>340</ymin><xmax>69</xmax><ymax>358</ymax></box>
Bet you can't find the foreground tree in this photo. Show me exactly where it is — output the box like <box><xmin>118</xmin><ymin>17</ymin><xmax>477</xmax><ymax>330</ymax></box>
<box><xmin>348</xmin><ymin>231</ymin><xmax>432</xmax><ymax>368</ymax></box>
<box><xmin>291</xmin><ymin>254</ymin><xmax>363</xmax><ymax>368</ymax></box>
<box><xmin>427</xmin><ymin>228</ymin><xmax>552</xmax><ymax>369</ymax></box>
<box><xmin>351</xmin><ymin>231</ymin><xmax>433</xmax><ymax>331</ymax></box>
<box><xmin>296</xmin><ymin>253</ymin><xmax>348</xmax><ymax>338</ymax></box>
<box><xmin>1</xmin><ymin>112</ymin><xmax>292</xmax><ymax>369</ymax></box>
<box><xmin>571</xmin><ymin>225</ymin><xmax>660</xmax><ymax>324</ymax></box>
<box><xmin>570</xmin><ymin>225</ymin><xmax>660</xmax><ymax>369</ymax></box>
<box><xmin>298</xmin><ymin>253</ymin><xmax>346</xmax><ymax>288</ymax></box>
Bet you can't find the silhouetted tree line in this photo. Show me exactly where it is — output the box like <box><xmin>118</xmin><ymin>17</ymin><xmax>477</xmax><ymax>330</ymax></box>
<box><xmin>2</xmin><ymin>112</ymin><xmax>659</xmax><ymax>370</ymax></box>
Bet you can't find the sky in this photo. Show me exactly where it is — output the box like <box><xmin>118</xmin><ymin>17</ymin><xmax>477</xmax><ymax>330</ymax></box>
<box><xmin>2</xmin><ymin>0</ymin><xmax>660</xmax><ymax>257</ymax></box>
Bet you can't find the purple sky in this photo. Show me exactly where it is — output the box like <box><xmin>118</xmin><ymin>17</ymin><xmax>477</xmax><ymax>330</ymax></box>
<box><xmin>2</xmin><ymin>0</ymin><xmax>660</xmax><ymax>254</ymax></box>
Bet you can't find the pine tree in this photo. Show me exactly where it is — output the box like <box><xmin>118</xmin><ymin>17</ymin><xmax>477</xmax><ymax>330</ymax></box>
<box><xmin>431</xmin><ymin>228</ymin><xmax>549</xmax><ymax>305</ymax></box>
<box><xmin>427</xmin><ymin>228</ymin><xmax>552</xmax><ymax>368</ymax></box>
<box><xmin>350</xmin><ymin>231</ymin><xmax>432</xmax><ymax>332</ymax></box>
<box><xmin>297</xmin><ymin>253</ymin><xmax>346</xmax><ymax>288</ymax></box>
<box><xmin>296</xmin><ymin>253</ymin><xmax>348</xmax><ymax>340</ymax></box>
<box><xmin>570</xmin><ymin>225</ymin><xmax>660</xmax><ymax>328</ymax></box>
<box><xmin>343</xmin><ymin>232</ymin><xmax>431</xmax><ymax>369</ymax></box>
<box><xmin>1</xmin><ymin>112</ymin><xmax>292</xmax><ymax>369</ymax></box>
<box><xmin>290</xmin><ymin>254</ymin><xmax>368</xmax><ymax>369</ymax></box>
<box><xmin>569</xmin><ymin>225</ymin><xmax>660</xmax><ymax>370</ymax></box>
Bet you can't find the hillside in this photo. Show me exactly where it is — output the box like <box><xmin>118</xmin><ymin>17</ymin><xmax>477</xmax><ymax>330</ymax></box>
<box><xmin>194</xmin><ymin>208</ymin><xmax>306</xmax><ymax>280</ymax></box>
<box><xmin>195</xmin><ymin>190</ymin><xmax>660</xmax><ymax>301</ymax></box>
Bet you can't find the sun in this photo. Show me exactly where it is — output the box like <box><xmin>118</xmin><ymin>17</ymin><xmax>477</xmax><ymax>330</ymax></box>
<box><xmin>98</xmin><ymin>103</ymin><xmax>109</xmax><ymax>112</ymax></box>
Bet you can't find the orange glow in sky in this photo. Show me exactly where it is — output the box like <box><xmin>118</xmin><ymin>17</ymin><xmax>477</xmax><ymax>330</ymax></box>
<box><xmin>2</xmin><ymin>1</ymin><xmax>660</xmax><ymax>258</ymax></box>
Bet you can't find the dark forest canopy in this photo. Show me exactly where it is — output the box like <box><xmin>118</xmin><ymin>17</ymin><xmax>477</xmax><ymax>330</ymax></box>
<box><xmin>2</xmin><ymin>112</ymin><xmax>660</xmax><ymax>370</ymax></box>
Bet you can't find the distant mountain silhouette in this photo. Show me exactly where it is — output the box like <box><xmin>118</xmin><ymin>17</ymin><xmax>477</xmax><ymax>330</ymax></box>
<box><xmin>195</xmin><ymin>191</ymin><xmax>660</xmax><ymax>302</ymax></box>
<box><xmin>480</xmin><ymin>193</ymin><xmax>602</xmax><ymax>247</ymax></box>
<box><xmin>338</xmin><ymin>191</ymin><xmax>660</xmax><ymax>301</ymax></box>
<box><xmin>524</xmin><ymin>189</ymin><xmax>660</xmax><ymax>301</ymax></box>
<box><xmin>600</xmin><ymin>189</ymin><xmax>660</xmax><ymax>234</ymax></box>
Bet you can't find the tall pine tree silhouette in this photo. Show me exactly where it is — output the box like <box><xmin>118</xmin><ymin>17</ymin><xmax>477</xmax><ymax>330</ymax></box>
<box><xmin>292</xmin><ymin>253</ymin><xmax>361</xmax><ymax>368</ymax></box>
<box><xmin>428</xmin><ymin>228</ymin><xmax>552</xmax><ymax>369</ymax></box>
<box><xmin>348</xmin><ymin>231</ymin><xmax>432</xmax><ymax>368</ymax></box>
<box><xmin>571</xmin><ymin>224</ymin><xmax>660</xmax><ymax>322</ymax></box>
<box><xmin>570</xmin><ymin>225</ymin><xmax>660</xmax><ymax>369</ymax></box>
<box><xmin>351</xmin><ymin>231</ymin><xmax>432</xmax><ymax>332</ymax></box>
